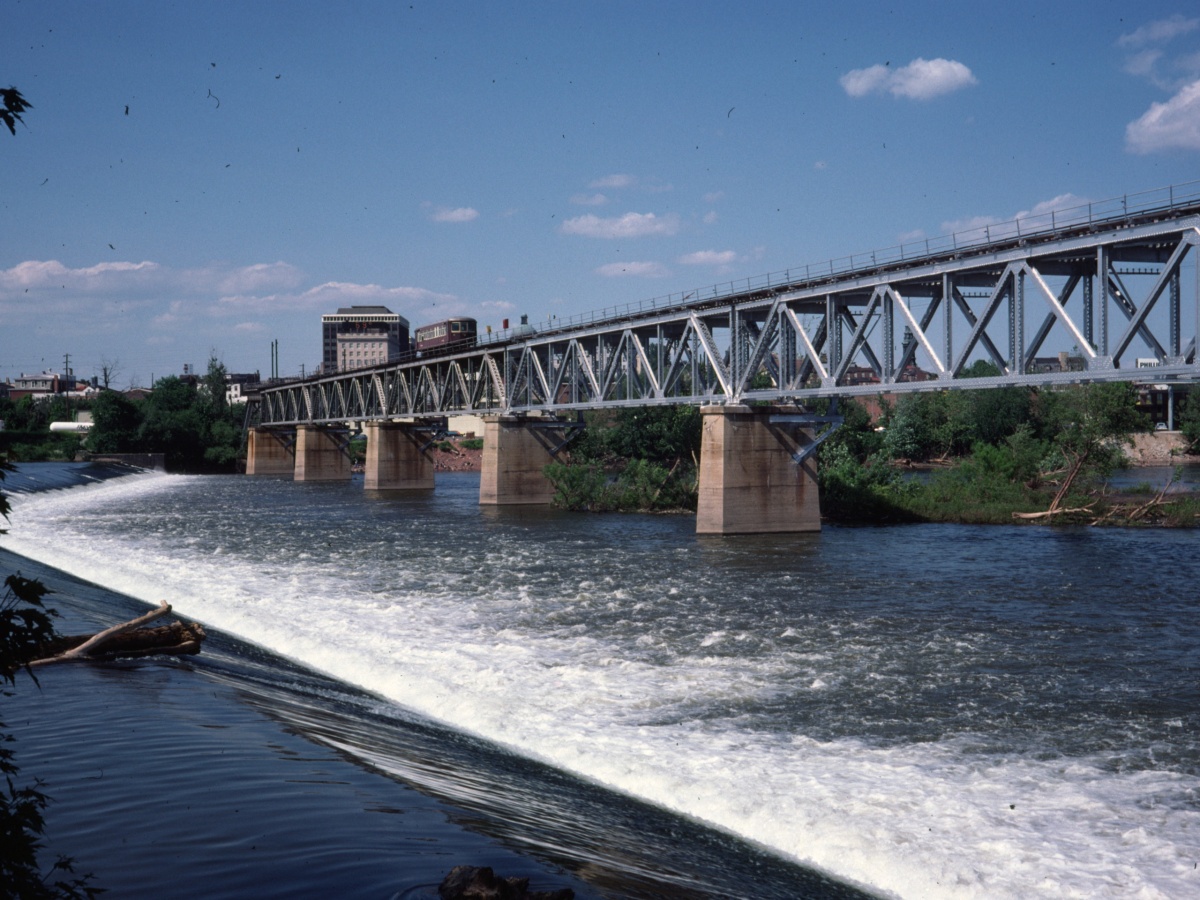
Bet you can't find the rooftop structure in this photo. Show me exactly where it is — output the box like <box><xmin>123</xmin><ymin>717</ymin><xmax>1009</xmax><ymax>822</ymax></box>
<box><xmin>321</xmin><ymin>306</ymin><xmax>410</xmax><ymax>373</ymax></box>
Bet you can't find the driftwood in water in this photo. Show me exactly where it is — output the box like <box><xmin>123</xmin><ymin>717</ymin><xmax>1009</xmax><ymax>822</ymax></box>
<box><xmin>30</xmin><ymin>602</ymin><xmax>207</xmax><ymax>667</ymax></box>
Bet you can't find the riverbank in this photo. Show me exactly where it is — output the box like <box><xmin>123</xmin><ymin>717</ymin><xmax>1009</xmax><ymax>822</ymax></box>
<box><xmin>430</xmin><ymin>438</ymin><xmax>483</xmax><ymax>472</ymax></box>
<box><xmin>1122</xmin><ymin>430</ymin><xmax>1200</xmax><ymax>465</ymax></box>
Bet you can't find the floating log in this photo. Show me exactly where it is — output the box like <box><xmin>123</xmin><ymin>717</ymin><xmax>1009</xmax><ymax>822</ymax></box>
<box><xmin>30</xmin><ymin>602</ymin><xmax>207</xmax><ymax>666</ymax></box>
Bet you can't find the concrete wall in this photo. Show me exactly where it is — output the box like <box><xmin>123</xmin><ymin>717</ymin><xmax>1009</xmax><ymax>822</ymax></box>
<box><xmin>696</xmin><ymin>405</ymin><xmax>821</xmax><ymax>534</ymax></box>
<box><xmin>245</xmin><ymin>427</ymin><xmax>294</xmax><ymax>476</ymax></box>
<box><xmin>479</xmin><ymin>416</ymin><xmax>556</xmax><ymax>505</ymax></box>
<box><xmin>363</xmin><ymin>421</ymin><xmax>433</xmax><ymax>490</ymax></box>
<box><xmin>293</xmin><ymin>425</ymin><xmax>351</xmax><ymax>482</ymax></box>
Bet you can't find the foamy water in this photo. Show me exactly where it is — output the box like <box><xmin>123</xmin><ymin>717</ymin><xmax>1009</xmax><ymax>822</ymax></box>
<box><xmin>6</xmin><ymin>470</ymin><xmax>1198</xmax><ymax>899</ymax></box>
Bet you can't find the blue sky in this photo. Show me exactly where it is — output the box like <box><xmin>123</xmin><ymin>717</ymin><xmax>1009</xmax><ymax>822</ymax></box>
<box><xmin>3</xmin><ymin>1</ymin><xmax>1199</xmax><ymax>387</ymax></box>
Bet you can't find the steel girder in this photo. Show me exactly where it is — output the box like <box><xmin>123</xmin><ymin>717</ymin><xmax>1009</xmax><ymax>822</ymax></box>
<box><xmin>247</xmin><ymin>207</ymin><xmax>1200</xmax><ymax>428</ymax></box>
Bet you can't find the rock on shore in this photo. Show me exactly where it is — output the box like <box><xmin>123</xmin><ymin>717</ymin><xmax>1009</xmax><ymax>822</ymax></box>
<box><xmin>1123</xmin><ymin>432</ymin><xmax>1199</xmax><ymax>465</ymax></box>
<box><xmin>430</xmin><ymin>439</ymin><xmax>483</xmax><ymax>472</ymax></box>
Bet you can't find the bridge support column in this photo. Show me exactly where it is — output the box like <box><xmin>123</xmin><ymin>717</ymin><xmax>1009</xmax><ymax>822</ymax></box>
<box><xmin>696</xmin><ymin>405</ymin><xmax>821</xmax><ymax>534</ymax></box>
<box><xmin>294</xmin><ymin>425</ymin><xmax>352</xmax><ymax>482</ymax></box>
<box><xmin>479</xmin><ymin>416</ymin><xmax>556</xmax><ymax>505</ymax></box>
<box><xmin>245</xmin><ymin>427</ymin><xmax>294</xmax><ymax>475</ymax></box>
<box><xmin>363</xmin><ymin>421</ymin><xmax>433</xmax><ymax>490</ymax></box>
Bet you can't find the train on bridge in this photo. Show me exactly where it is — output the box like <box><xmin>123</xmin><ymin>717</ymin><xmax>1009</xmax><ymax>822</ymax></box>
<box><xmin>411</xmin><ymin>315</ymin><xmax>541</xmax><ymax>359</ymax></box>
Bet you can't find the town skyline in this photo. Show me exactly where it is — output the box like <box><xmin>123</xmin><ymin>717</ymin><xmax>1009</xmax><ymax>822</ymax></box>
<box><xmin>3</xmin><ymin>2</ymin><xmax>1199</xmax><ymax>387</ymax></box>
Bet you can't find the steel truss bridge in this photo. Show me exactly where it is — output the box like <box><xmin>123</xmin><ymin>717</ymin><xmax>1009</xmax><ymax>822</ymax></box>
<box><xmin>248</xmin><ymin>183</ymin><xmax>1200</xmax><ymax>428</ymax></box>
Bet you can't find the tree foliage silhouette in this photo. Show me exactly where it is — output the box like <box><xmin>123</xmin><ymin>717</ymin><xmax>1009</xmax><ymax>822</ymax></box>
<box><xmin>1</xmin><ymin>87</ymin><xmax>32</xmax><ymax>136</ymax></box>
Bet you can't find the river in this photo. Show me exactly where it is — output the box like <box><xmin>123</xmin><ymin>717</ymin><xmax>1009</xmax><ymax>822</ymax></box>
<box><xmin>3</xmin><ymin>464</ymin><xmax>1197</xmax><ymax>898</ymax></box>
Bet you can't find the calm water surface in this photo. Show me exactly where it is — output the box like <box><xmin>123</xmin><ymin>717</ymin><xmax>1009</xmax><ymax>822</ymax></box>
<box><xmin>4</xmin><ymin>464</ymin><xmax>1198</xmax><ymax>899</ymax></box>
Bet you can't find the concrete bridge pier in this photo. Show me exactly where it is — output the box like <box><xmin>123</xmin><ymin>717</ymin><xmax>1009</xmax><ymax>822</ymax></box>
<box><xmin>294</xmin><ymin>425</ymin><xmax>352</xmax><ymax>482</ymax></box>
<box><xmin>363</xmin><ymin>421</ymin><xmax>434</xmax><ymax>490</ymax></box>
<box><xmin>245</xmin><ymin>427</ymin><xmax>295</xmax><ymax>475</ymax></box>
<box><xmin>479</xmin><ymin>415</ymin><xmax>559</xmax><ymax>505</ymax></box>
<box><xmin>696</xmin><ymin>405</ymin><xmax>821</xmax><ymax>534</ymax></box>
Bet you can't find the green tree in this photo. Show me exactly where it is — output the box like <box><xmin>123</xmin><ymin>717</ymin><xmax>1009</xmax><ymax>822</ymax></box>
<box><xmin>963</xmin><ymin>385</ymin><xmax>1032</xmax><ymax>447</ymax></box>
<box><xmin>811</xmin><ymin>397</ymin><xmax>884</xmax><ymax>463</ymax></box>
<box><xmin>85</xmin><ymin>391</ymin><xmax>141</xmax><ymax>454</ymax></box>
<box><xmin>601</xmin><ymin>405</ymin><xmax>701</xmax><ymax>467</ymax></box>
<box><xmin>1178</xmin><ymin>389</ymin><xmax>1200</xmax><ymax>453</ymax></box>
<box><xmin>546</xmin><ymin>405</ymin><xmax>701</xmax><ymax>512</ymax></box>
<box><xmin>85</xmin><ymin>358</ymin><xmax>245</xmax><ymax>471</ymax></box>
<box><xmin>137</xmin><ymin>376</ymin><xmax>207</xmax><ymax>470</ymax></box>
<box><xmin>883</xmin><ymin>393</ymin><xmax>946</xmax><ymax>461</ymax></box>
<box><xmin>198</xmin><ymin>357</ymin><xmax>245</xmax><ymax>468</ymax></box>
<box><xmin>817</xmin><ymin>442</ymin><xmax>918</xmax><ymax>523</ymax></box>
<box><xmin>1034</xmin><ymin>382</ymin><xmax>1148</xmax><ymax>513</ymax></box>
<box><xmin>6</xmin><ymin>396</ymin><xmax>50</xmax><ymax>433</ymax></box>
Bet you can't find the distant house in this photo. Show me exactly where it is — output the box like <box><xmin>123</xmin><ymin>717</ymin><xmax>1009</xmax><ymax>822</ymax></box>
<box><xmin>225</xmin><ymin>372</ymin><xmax>260</xmax><ymax>405</ymax></box>
<box><xmin>1028</xmin><ymin>354</ymin><xmax>1086</xmax><ymax>374</ymax></box>
<box><xmin>12</xmin><ymin>371</ymin><xmax>74</xmax><ymax>398</ymax></box>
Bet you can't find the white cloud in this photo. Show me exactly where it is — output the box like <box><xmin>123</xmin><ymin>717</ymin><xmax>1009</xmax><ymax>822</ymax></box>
<box><xmin>560</xmin><ymin>212</ymin><xmax>680</xmax><ymax>239</ymax></box>
<box><xmin>1123</xmin><ymin>48</ymin><xmax>1163</xmax><ymax>78</ymax></box>
<box><xmin>939</xmin><ymin>214</ymin><xmax>1002</xmax><ymax>235</ymax></box>
<box><xmin>1118</xmin><ymin>14</ymin><xmax>1199</xmax><ymax>48</ymax></box>
<box><xmin>0</xmin><ymin>259</ymin><xmax>162</xmax><ymax>293</ymax></box>
<box><xmin>1119</xmin><ymin>16</ymin><xmax>1200</xmax><ymax>90</ymax></box>
<box><xmin>1015</xmin><ymin>193</ymin><xmax>1089</xmax><ymax>219</ymax></box>
<box><xmin>1126</xmin><ymin>79</ymin><xmax>1200</xmax><ymax>152</ymax></box>
<box><xmin>0</xmin><ymin>259</ymin><xmax>304</xmax><ymax>303</ymax></box>
<box><xmin>0</xmin><ymin>259</ymin><xmax>459</xmax><ymax>327</ymax></box>
<box><xmin>702</xmin><ymin>210</ymin><xmax>718</xmax><ymax>224</ymax></box>
<box><xmin>430</xmin><ymin>206</ymin><xmax>479</xmax><ymax>223</ymax></box>
<box><xmin>840</xmin><ymin>58</ymin><xmax>977</xmax><ymax>100</ymax></box>
<box><xmin>595</xmin><ymin>261</ymin><xmax>670</xmax><ymax>278</ymax></box>
<box><xmin>590</xmin><ymin>174</ymin><xmax>635</xmax><ymax>189</ymax></box>
<box><xmin>679</xmin><ymin>249</ymin><xmax>736</xmax><ymax>266</ymax></box>
<box><xmin>0</xmin><ymin>257</ymin><xmax>472</xmax><ymax>379</ymax></box>
<box><xmin>480</xmin><ymin>299</ymin><xmax>515</xmax><ymax>311</ymax></box>
<box><xmin>939</xmin><ymin>192</ymin><xmax>1094</xmax><ymax>239</ymax></box>
<box><xmin>216</xmin><ymin>261</ymin><xmax>304</xmax><ymax>294</ymax></box>
<box><xmin>703</xmin><ymin>191</ymin><xmax>725</xmax><ymax>203</ymax></box>
<box><xmin>570</xmin><ymin>193</ymin><xmax>608</xmax><ymax>206</ymax></box>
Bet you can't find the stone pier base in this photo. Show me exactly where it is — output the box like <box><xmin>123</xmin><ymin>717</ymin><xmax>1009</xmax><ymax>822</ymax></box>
<box><xmin>696</xmin><ymin>405</ymin><xmax>821</xmax><ymax>534</ymax></box>
<box><xmin>363</xmin><ymin>421</ymin><xmax>433</xmax><ymax>490</ymax></box>
<box><xmin>294</xmin><ymin>425</ymin><xmax>352</xmax><ymax>482</ymax></box>
<box><xmin>479</xmin><ymin>416</ymin><xmax>556</xmax><ymax>505</ymax></box>
<box><xmin>245</xmin><ymin>427</ymin><xmax>294</xmax><ymax>476</ymax></box>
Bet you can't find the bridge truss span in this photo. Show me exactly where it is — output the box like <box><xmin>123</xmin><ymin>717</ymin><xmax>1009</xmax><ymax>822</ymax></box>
<box><xmin>249</xmin><ymin>202</ymin><xmax>1200</xmax><ymax>428</ymax></box>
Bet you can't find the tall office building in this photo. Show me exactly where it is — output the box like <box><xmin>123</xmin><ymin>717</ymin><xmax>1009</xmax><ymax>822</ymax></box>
<box><xmin>321</xmin><ymin>306</ymin><xmax>410</xmax><ymax>373</ymax></box>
